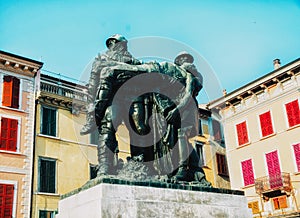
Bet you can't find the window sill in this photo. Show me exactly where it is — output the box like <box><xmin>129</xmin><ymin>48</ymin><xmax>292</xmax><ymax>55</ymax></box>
<box><xmin>287</xmin><ymin>123</ymin><xmax>300</xmax><ymax>131</ymax></box>
<box><xmin>36</xmin><ymin>192</ymin><xmax>60</xmax><ymax>197</ymax></box>
<box><xmin>236</xmin><ymin>142</ymin><xmax>251</xmax><ymax>149</ymax></box>
<box><xmin>37</xmin><ymin>134</ymin><xmax>59</xmax><ymax>140</ymax></box>
<box><xmin>241</xmin><ymin>184</ymin><xmax>255</xmax><ymax>189</ymax></box>
<box><xmin>293</xmin><ymin>172</ymin><xmax>300</xmax><ymax>175</ymax></box>
<box><xmin>0</xmin><ymin>106</ymin><xmax>26</xmax><ymax>113</ymax></box>
<box><xmin>0</xmin><ymin>150</ymin><xmax>25</xmax><ymax>156</ymax></box>
<box><xmin>260</xmin><ymin>132</ymin><xmax>276</xmax><ymax>141</ymax></box>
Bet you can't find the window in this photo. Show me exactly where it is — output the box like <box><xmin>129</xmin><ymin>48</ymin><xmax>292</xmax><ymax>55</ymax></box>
<box><xmin>0</xmin><ymin>117</ymin><xmax>18</xmax><ymax>152</ymax></box>
<box><xmin>2</xmin><ymin>75</ymin><xmax>20</xmax><ymax>109</ymax></box>
<box><xmin>39</xmin><ymin>158</ymin><xmax>56</xmax><ymax>193</ymax></box>
<box><xmin>216</xmin><ymin>153</ymin><xmax>228</xmax><ymax>177</ymax></box>
<box><xmin>195</xmin><ymin>142</ymin><xmax>205</xmax><ymax>167</ymax></box>
<box><xmin>198</xmin><ymin>119</ymin><xmax>203</xmax><ymax>135</ymax></box>
<box><xmin>293</xmin><ymin>143</ymin><xmax>300</xmax><ymax>172</ymax></box>
<box><xmin>41</xmin><ymin>107</ymin><xmax>57</xmax><ymax>136</ymax></box>
<box><xmin>259</xmin><ymin>111</ymin><xmax>274</xmax><ymax>137</ymax></box>
<box><xmin>241</xmin><ymin>159</ymin><xmax>254</xmax><ymax>186</ymax></box>
<box><xmin>236</xmin><ymin>121</ymin><xmax>249</xmax><ymax>146</ymax></box>
<box><xmin>90</xmin><ymin>164</ymin><xmax>98</xmax><ymax>180</ymax></box>
<box><xmin>266</xmin><ymin>150</ymin><xmax>282</xmax><ymax>189</ymax></box>
<box><xmin>0</xmin><ymin>184</ymin><xmax>14</xmax><ymax>218</ymax></box>
<box><xmin>248</xmin><ymin>201</ymin><xmax>260</xmax><ymax>214</ymax></box>
<box><xmin>212</xmin><ymin>119</ymin><xmax>221</xmax><ymax>141</ymax></box>
<box><xmin>202</xmin><ymin>124</ymin><xmax>209</xmax><ymax>135</ymax></box>
<box><xmin>39</xmin><ymin>210</ymin><xmax>55</xmax><ymax>218</ymax></box>
<box><xmin>285</xmin><ymin>99</ymin><xmax>300</xmax><ymax>128</ymax></box>
<box><xmin>273</xmin><ymin>196</ymin><xmax>288</xmax><ymax>210</ymax></box>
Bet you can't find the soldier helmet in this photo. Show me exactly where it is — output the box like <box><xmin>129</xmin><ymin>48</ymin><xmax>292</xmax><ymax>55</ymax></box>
<box><xmin>174</xmin><ymin>51</ymin><xmax>194</xmax><ymax>64</ymax></box>
<box><xmin>105</xmin><ymin>34</ymin><xmax>128</xmax><ymax>48</ymax></box>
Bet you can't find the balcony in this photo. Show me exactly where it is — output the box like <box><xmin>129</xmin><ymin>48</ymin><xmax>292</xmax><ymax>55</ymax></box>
<box><xmin>40</xmin><ymin>74</ymin><xmax>87</xmax><ymax>102</ymax></box>
<box><xmin>255</xmin><ymin>173</ymin><xmax>292</xmax><ymax>195</ymax></box>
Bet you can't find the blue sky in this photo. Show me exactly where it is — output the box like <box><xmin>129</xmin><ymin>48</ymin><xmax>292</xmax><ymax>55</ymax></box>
<box><xmin>1</xmin><ymin>0</ymin><xmax>300</xmax><ymax>102</ymax></box>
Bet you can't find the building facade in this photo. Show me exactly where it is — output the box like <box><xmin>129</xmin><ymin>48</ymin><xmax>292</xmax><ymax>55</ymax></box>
<box><xmin>0</xmin><ymin>51</ymin><xmax>43</xmax><ymax>218</ymax></box>
<box><xmin>193</xmin><ymin>105</ymin><xmax>230</xmax><ymax>189</ymax></box>
<box><xmin>209</xmin><ymin>58</ymin><xmax>300</xmax><ymax>217</ymax></box>
<box><xmin>31</xmin><ymin>73</ymin><xmax>98</xmax><ymax>218</ymax></box>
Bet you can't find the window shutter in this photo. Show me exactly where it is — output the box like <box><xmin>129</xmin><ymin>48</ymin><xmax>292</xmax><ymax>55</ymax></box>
<box><xmin>286</xmin><ymin>100</ymin><xmax>300</xmax><ymax>127</ymax></box>
<box><xmin>0</xmin><ymin>118</ymin><xmax>18</xmax><ymax>152</ymax></box>
<box><xmin>12</xmin><ymin>77</ymin><xmax>20</xmax><ymax>109</ymax></box>
<box><xmin>48</xmin><ymin>160</ymin><xmax>56</xmax><ymax>193</ymax></box>
<box><xmin>236</xmin><ymin>121</ymin><xmax>249</xmax><ymax>145</ymax></box>
<box><xmin>39</xmin><ymin>159</ymin><xmax>56</xmax><ymax>193</ymax></box>
<box><xmin>241</xmin><ymin>159</ymin><xmax>254</xmax><ymax>186</ymax></box>
<box><xmin>266</xmin><ymin>151</ymin><xmax>282</xmax><ymax>189</ymax></box>
<box><xmin>0</xmin><ymin>184</ymin><xmax>14</xmax><ymax>218</ymax></box>
<box><xmin>293</xmin><ymin>143</ymin><xmax>300</xmax><ymax>172</ymax></box>
<box><xmin>278</xmin><ymin>196</ymin><xmax>288</xmax><ymax>208</ymax></box>
<box><xmin>259</xmin><ymin>111</ymin><xmax>274</xmax><ymax>137</ymax></box>
<box><xmin>42</xmin><ymin>107</ymin><xmax>56</xmax><ymax>136</ymax></box>
<box><xmin>2</xmin><ymin>76</ymin><xmax>13</xmax><ymax>107</ymax></box>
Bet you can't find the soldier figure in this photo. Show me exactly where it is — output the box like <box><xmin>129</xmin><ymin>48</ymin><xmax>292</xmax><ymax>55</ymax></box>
<box><xmin>80</xmin><ymin>34</ymin><xmax>141</xmax><ymax>135</ymax></box>
<box><xmin>154</xmin><ymin>52</ymin><xmax>209</xmax><ymax>183</ymax></box>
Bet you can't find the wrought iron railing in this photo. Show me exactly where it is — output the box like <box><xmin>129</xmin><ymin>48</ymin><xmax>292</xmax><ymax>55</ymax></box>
<box><xmin>40</xmin><ymin>80</ymin><xmax>88</xmax><ymax>102</ymax></box>
<box><xmin>255</xmin><ymin>172</ymin><xmax>292</xmax><ymax>194</ymax></box>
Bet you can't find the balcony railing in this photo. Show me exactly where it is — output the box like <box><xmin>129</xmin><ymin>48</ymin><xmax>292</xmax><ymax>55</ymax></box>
<box><xmin>40</xmin><ymin>80</ymin><xmax>88</xmax><ymax>102</ymax></box>
<box><xmin>255</xmin><ymin>172</ymin><xmax>292</xmax><ymax>195</ymax></box>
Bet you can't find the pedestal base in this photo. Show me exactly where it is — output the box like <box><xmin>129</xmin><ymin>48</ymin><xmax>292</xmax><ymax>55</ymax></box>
<box><xmin>56</xmin><ymin>179</ymin><xmax>251</xmax><ymax>218</ymax></box>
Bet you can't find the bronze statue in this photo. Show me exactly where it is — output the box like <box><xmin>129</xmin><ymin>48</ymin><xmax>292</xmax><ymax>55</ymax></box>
<box><xmin>84</xmin><ymin>35</ymin><xmax>209</xmax><ymax>185</ymax></box>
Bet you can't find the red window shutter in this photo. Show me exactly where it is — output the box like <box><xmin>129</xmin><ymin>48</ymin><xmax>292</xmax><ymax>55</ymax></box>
<box><xmin>236</xmin><ymin>121</ymin><xmax>249</xmax><ymax>145</ymax></box>
<box><xmin>259</xmin><ymin>111</ymin><xmax>274</xmax><ymax>137</ymax></box>
<box><xmin>0</xmin><ymin>184</ymin><xmax>14</xmax><ymax>218</ymax></box>
<box><xmin>286</xmin><ymin>100</ymin><xmax>300</xmax><ymax>127</ymax></box>
<box><xmin>2</xmin><ymin>76</ymin><xmax>13</xmax><ymax>107</ymax></box>
<box><xmin>11</xmin><ymin>77</ymin><xmax>20</xmax><ymax>109</ymax></box>
<box><xmin>241</xmin><ymin>159</ymin><xmax>254</xmax><ymax>186</ymax></box>
<box><xmin>0</xmin><ymin>118</ymin><xmax>18</xmax><ymax>152</ymax></box>
<box><xmin>293</xmin><ymin>143</ymin><xmax>300</xmax><ymax>172</ymax></box>
<box><xmin>266</xmin><ymin>151</ymin><xmax>282</xmax><ymax>189</ymax></box>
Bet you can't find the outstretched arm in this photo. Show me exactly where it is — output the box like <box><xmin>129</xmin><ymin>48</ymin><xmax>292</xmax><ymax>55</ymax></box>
<box><xmin>165</xmin><ymin>71</ymin><xmax>194</xmax><ymax>123</ymax></box>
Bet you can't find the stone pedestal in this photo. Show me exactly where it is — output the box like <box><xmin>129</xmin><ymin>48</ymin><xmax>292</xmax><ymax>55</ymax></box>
<box><xmin>56</xmin><ymin>179</ymin><xmax>252</xmax><ymax>218</ymax></box>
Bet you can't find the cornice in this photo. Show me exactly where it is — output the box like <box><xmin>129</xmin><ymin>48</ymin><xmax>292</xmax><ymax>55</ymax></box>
<box><xmin>0</xmin><ymin>50</ymin><xmax>43</xmax><ymax>77</ymax></box>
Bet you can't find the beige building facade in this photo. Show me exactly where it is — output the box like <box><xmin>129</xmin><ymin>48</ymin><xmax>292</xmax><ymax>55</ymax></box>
<box><xmin>0</xmin><ymin>51</ymin><xmax>43</xmax><ymax>218</ymax></box>
<box><xmin>209</xmin><ymin>58</ymin><xmax>300</xmax><ymax>217</ymax></box>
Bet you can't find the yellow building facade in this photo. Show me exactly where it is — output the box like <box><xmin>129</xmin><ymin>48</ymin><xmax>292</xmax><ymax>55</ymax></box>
<box><xmin>193</xmin><ymin>105</ymin><xmax>230</xmax><ymax>189</ymax></box>
<box><xmin>31</xmin><ymin>73</ymin><xmax>98</xmax><ymax>218</ymax></box>
<box><xmin>0</xmin><ymin>50</ymin><xmax>43</xmax><ymax>218</ymax></box>
<box><xmin>209</xmin><ymin>58</ymin><xmax>300</xmax><ymax>217</ymax></box>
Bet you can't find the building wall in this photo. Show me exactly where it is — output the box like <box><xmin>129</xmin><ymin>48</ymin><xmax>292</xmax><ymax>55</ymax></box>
<box><xmin>0</xmin><ymin>51</ymin><xmax>42</xmax><ymax>218</ymax></box>
<box><xmin>210</xmin><ymin>60</ymin><xmax>300</xmax><ymax>216</ymax></box>
<box><xmin>31</xmin><ymin>76</ymin><xmax>98</xmax><ymax>218</ymax></box>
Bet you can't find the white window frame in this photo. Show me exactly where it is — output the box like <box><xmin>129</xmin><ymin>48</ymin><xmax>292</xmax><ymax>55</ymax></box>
<box><xmin>0</xmin><ymin>179</ymin><xmax>18</xmax><ymax>218</ymax></box>
<box><xmin>257</xmin><ymin>109</ymin><xmax>276</xmax><ymax>139</ymax></box>
<box><xmin>0</xmin><ymin>114</ymin><xmax>21</xmax><ymax>153</ymax></box>
<box><xmin>0</xmin><ymin>72</ymin><xmax>23</xmax><ymax>110</ymax></box>
<box><xmin>291</xmin><ymin>141</ymin><xmax>300</xmax><ymax>173</ymax></box>
<box><xmin>240</xmin><ymin>158</ymin><xmax>256</xmax><ymax>187</ymax></box>
<box><xmin>283</xmin><ymin>97</ymin><xmax>300</xmax><ymax>130</ymax></box>
<box><xmin>264</xmin><ymin>149</ymin><xmax>283</xmax><ymax>177</ymax></box>
<box><xmin>234</xmin><ymin>119</ymin><xmax>251</xmax><ymax>147</ymax></box>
